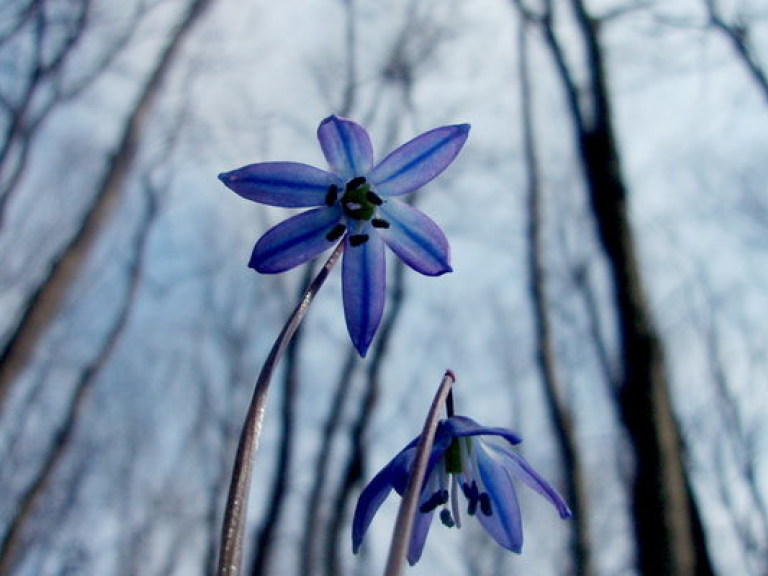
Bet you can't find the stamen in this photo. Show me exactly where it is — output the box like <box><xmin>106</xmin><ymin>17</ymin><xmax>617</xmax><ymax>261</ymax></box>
<box><xmin>419</xmin><ymin>489</ymin><xmax>449</xmax><ymax>513</ymax></box>
<box><xmin>325</xmin><ymin>184</ymin><xmax>339</xmax><ymax>206</ymax></box>
<box><xmin>440</xmin><ymin>508</ymin><xmax>455</xmax><ymax>528</ymax></box>
<box><xmin>348</xmin><ymin>234</ymin><xmax>369</xmax><ymax>247</ymax></box>
<box><xmin>371</xmin><ymin>218</ymin><xmax>390</xmax><ymax>229</ymax></box>
<box><xmin>462</xmin><ymin>481</ymin><xmax>480</xmax><ymax>516</ymax></box>
<box><xmin>366</xmin><ymin>191</ymin><xmax>383</xmax><ymax>206</ymax></box>
<box><xmin>326</xmin><ymin>224</ymin><xmax>346</xmax><ymax>242</ymax></box>
<box><xmin>479</xmin><ymin>493</ymin><xmax>493</xmax><ymax>516</ymax></box>
<box><xmin>346</xmin><ymin>176</ymin><xmax>367</xmax><ymax>191</ymax></box>
<box><xmin>450</xmin><ymin>475</ymin><xmax>462</xmax><ymax>529</ymax></box>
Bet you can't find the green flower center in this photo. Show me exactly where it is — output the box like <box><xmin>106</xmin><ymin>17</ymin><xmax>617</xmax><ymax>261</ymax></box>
<box><xmin>445</xmin><ymin>438</ymin><xmax>463</xmax><ymax>474</ymax></box>
<box><xmin>339</xmin><ymin>177</ymin><xmax>383</xmax><ymax>221</ymax></box>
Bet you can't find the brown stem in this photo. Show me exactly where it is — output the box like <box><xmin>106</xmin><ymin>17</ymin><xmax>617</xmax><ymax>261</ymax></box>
<box><xmin>249</xmin><ymin>263</ymin><xmax>315</xmax><ymax>576</ymax></box>
<box><xmin>216</xmin><ymin>242</ymin><xmax>344</xmax><ymax>576</ymax></box>
<box><xmin>383</xmin><ymin>369</ymin><xmax>455</xmax><ymax>576</ymax></box>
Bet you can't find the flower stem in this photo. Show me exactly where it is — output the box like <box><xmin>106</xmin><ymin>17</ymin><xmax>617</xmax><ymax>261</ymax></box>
<box><xmin>216</xmin><ymin>241</ymin><xmax>345</xmax><ymax>576</ymax></box>
<box><xmin>383</xmin><ymin>369</ymin><xmax>456</xmax><ymax>576</ymax></box>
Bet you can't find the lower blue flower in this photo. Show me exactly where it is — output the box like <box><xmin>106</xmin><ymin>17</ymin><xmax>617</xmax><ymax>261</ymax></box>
<box><xmin>352</xmin><ymin>415</ymin><xmax>572</xmax><ymax>565</ymax></box>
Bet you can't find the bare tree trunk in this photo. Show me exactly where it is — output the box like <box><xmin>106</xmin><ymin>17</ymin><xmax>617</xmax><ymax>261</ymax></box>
<box><xmin>510</xmin><ymin>1</ymin><xmax>716</xmax><ymax>573</ymax></box>
<box><xmin>0</xmin><ymin>180</ymin><xmax>161</xmax><ymax>576</ymax></box>
<box><xmin>517</xmin><ymin>16</ymin><xmax>593</xmax><ymax>576</ymax></box>
<box><xmin>0</xmin><ymin>0</ymin><xmax>216</xmax><ymax>409</ymax></box>
<box><xmin>535</xmin><ymin>1</ymin><xmax>714</xmax><ymax>573</ymax></box>
<box><xmin>567</xmin><ymin>5</ymin><xmax>698</xmax><ymax>574</ymax></box>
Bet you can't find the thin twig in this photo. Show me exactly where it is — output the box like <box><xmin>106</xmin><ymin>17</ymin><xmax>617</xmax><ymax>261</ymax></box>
<box><xmin>216</xmin><ymin>242</ymin><xmax>345</xmax><ymax>576</ymax></box>
<box><xmin>383</xmin><ymin>369</ymin><xmax>456</xmax><ymax>576</ymax></box>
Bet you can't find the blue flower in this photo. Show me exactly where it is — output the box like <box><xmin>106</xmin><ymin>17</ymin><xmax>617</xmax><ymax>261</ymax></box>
<box><xmin>352</xmin><ymin>415</ymin><xmax>572</xmax><ymax>565</ymax></box>
<box><xmin>219</xmin><ymin>116</ymin><xmax>470</xmax><ymax>357</ymax></box>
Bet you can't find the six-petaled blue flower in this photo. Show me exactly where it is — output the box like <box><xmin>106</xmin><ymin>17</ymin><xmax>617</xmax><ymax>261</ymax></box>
<box><xmin>219</xmin><ymin>115</ymin><xmax>470</xmax><ymax>356</ymax></box>
<box><xmin>352</xmin><ymin>415</ymin><xmax>572</xmax><ymax>565</ymax></box>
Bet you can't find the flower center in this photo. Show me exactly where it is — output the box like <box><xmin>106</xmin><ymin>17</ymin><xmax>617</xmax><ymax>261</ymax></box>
<box><xmin>339</xmin><ymin>177</ymin><xmax>383</xmax><ymax>221</ymax></box>
<box><xmin>445</xmin><ymin>439</ymin><xmax>463</xmax><ymax>474</ymax></box>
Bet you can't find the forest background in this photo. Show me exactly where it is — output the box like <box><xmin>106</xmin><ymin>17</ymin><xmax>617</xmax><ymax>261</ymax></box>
<box><xmin>0</xmin><ymin>0</ymin><xmax>767</xmax><ymax>575</ymax></box>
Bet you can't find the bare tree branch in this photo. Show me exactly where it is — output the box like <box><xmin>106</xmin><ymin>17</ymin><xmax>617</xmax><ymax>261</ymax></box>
<box><xmin>703</xmin><ymin>0</ymin><xmax>768</xmax><ymax>104</ymax></box>
<box><xmin>0</xmin><ymin>0</ymin><xmax>216</xmax><ymax>409</ymax></box>
<box><xmin>0</xmin><ymin>164</ymin><xmax>163</xmax><ymax>576</ymax></box>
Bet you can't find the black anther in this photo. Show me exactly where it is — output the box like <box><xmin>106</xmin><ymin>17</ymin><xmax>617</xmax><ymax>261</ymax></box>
<box><xmin>371</xmin><ymin>218</ymin><xmax>390</xmax><ymax>229</ymax></box>
<box><xmin>346</xmin><ymin>176</ymin><xmax>367</xmax><ymax>191</ymax></box>
<box><xmin>325</xmin><ymin>184</ymin><xmax>339</xmax><ymax>206</ymax></box>
<box><xmin>440</xmin><ymin>509</ymin><xmax>455</xmax><ymax>528</ymax></box>
<box><xmin>462</xmin><ymin>482</ymin><xmax>481</xmax><ymax>516</ymax></box>
<box><xmin>326</xmin><ymin>224</ymin><xmax>346</xmax><ymax>242</ymax></box>
<box><xmin>365</xmin><ymin>191</ymin><xmax>383</xmax><ymax>206</ymax></box>
<box><xmin>419</xmin><ymin>489</ymin><xmax>449</xmax><ymax>513</ymax></box>
<box><xmin>479</xmin><ymin>493</ymin><xmax>493</xmax><ymax>516</ymax></box>
<box><xmin>348</xmin><ymin>234</ymin><xmax>369</xmax><ymax>247</ymax></box>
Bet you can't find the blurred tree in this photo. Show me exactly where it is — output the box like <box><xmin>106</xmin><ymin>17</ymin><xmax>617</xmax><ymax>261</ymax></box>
<box><xmin>517</xmin><ymin>13</ymin><xmax>593</xmax><ymax>576</ymax></box>
<box><xmin>0</xmin><ymin>0</ymin><xmax>145</xmax><ymax>226</ymax></box>
<box><xmin>702</xmin><ymin>0</ymin><xmax>768</xmax><ymax>104</ymax></box>
<box><xmin>0</xmin><ymin>146</ymin><xmax>162</xmax><ymax>576</ymax></box>
<box><xmin>510</xmin><ymin>0</ymin><xmax>715</xmax><ymax>574</ymax></box>
<box><xmin>0</xmin><ymin>0</ymin><xmax>216</xmax><ymax>410</ymax></box>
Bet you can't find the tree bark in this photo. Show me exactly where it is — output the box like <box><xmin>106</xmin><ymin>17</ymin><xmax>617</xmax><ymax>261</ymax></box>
<box><xmin>517</xmin><ymin>16</ymin><xmax>593</xmax><ymax>576</ymax></box>
<box><xmin>546</xmin><ymin>2</ymin><xmax>714</xmax><ymax>574</ymax></box>
<box><xmin>513</xmin><ymin>0</ymin><xmax>716</xmax><ymax>573</ymax></box>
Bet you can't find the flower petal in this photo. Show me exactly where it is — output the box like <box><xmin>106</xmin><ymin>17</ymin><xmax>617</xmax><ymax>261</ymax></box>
<box><xmin>249</xmin><ymin>206</ymin><xmax>342</xmax><ymax>273</ymax></box>
<box><xmin>342</xmin><ymin>230</ymin><xmax>386</xmax><ymax>356</ymax></box>
<box><xmin>352</xmin><ymin>463</ymin><xmax>396</xmax><ymax>554</ymax></box>
<box><xmin>407</xmin><ymin>509</ymin><xmax>435</xmax><ymax>565</ymax></box>
<box><xmin>318</xmin><ymin>115</ymin><xmax>374</xmax><ymax>181</ymax></box>
<box><xmin>219</xmin><ymin>162</ymin><xmax>334</xmax><ymax>207</ymax></box>
<box><xmin>377</xmin><ymin>199</ymin><xmax>451</xmax><ymax>276</ymax></box>
<box><xmin>500</xmin><ymin>448</ymin><xmax>572</xmax><ymax>519</ymax></box>
<box><xmin>474</xmin><ymin>443</ymin><xmax>524</xmax><ymax>553</ymax></box>
<box><xmin>352</xmin><ymin>435</ymin><xmax>447</xmax><ymax>556</ymax></box>
<box><xmin>369</xmin><ymin>124</ymin><xmax>470</xmax><ymax>197</ymax></box>
<box><xmin>444</xmin><ymin>416</ymin><xmax>523</xmax><ymax>447</ymax></box>
<box><xmin>376</xmin><ymin>422</ymin><xmax>455</xmax><ymax>497</ymax></box>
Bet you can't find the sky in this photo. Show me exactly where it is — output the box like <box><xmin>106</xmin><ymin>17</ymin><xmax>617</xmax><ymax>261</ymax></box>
<box><xmin>1</xmin><ymin>0</ymin><xmax>767</xmax><ymax>574</ymax></box>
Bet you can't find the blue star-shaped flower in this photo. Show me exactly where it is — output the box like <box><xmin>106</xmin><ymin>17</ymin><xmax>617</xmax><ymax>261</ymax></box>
<box><xmin>352</xmin><ymin>415</ymin><xmax>572</xmax><ymax>565</ymax></box>
<box><xmin>219</xmin><ymin>116</ymin><xmax>469</xmax><ymax>357</ymax></box>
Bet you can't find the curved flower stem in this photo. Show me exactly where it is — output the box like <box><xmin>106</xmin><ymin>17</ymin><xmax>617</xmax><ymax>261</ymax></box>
<box><xmin>383</xmin><ymin>369</ymin><xmax>456</xmax><ymax>576</ymax></box>
<box><xmin>217</xmin><ymin>241</ymin><xmax>345</xmax><ymax>576</ymax></box>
